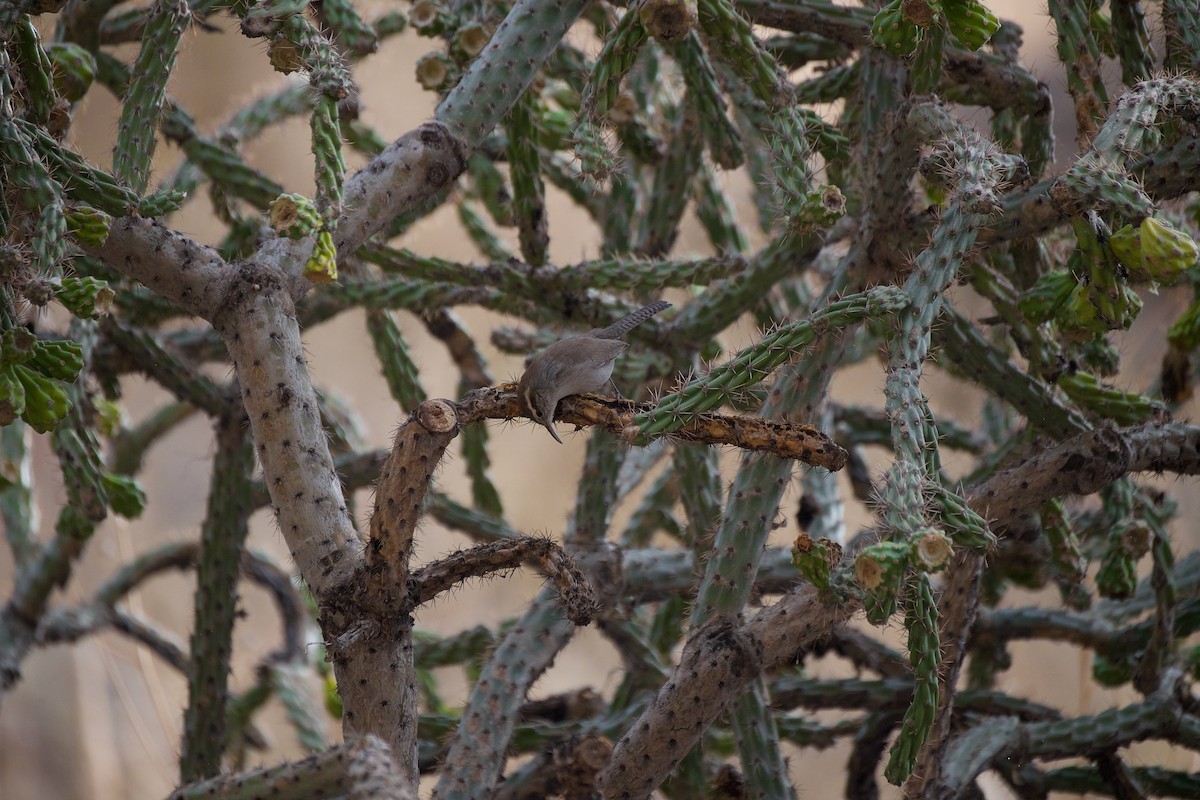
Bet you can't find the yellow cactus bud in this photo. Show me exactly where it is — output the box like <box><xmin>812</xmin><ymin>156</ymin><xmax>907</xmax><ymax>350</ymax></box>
<box><xmin>304</xmin><ymin>229</ymin><xmax>338</xmax><ymax>285</ymax></box>
<box><xmin>1110</xmin><ymin>217</ymin><xmax>1198</xmax><ymax>284</ymax></box>
<box><xmin>1140</xmin><ymin>217</ymin><xmax>1199</xmax><ymax>281</ymax></box>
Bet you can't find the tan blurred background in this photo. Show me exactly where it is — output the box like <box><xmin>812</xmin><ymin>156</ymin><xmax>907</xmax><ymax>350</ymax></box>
<box><xmin>2</xmin><ymin>2</ymin><xmax>1198</xmax><ymax>798</ymax></box>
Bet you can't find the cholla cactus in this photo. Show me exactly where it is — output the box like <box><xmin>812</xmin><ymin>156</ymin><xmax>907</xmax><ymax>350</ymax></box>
<box><xmin>3</xmin><ymin>2</ymin><xmax>1200</xmax><ymax>799</ymax></box>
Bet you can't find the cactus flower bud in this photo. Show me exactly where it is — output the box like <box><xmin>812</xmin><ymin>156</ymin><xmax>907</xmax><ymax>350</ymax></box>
<box><xmin>305</xmin><ymin>229</ymin><xmax>338</xmax><ymax>284</ymax></box>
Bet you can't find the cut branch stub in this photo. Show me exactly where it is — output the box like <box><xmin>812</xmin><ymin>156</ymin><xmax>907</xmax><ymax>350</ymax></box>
<box><xmin>367</xmin><ymin>399</ymin><xmax>460</xmax><ymax>601</ymax></box>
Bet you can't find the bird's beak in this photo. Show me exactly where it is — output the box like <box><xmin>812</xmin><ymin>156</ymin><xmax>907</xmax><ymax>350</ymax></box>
<box><xmin>542</xmin><ymin>419</ymin><xmax>563</xmax><ymax>444</ymax></box>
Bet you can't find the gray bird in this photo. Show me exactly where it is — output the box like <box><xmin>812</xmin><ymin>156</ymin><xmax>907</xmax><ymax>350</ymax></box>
<box><xmin>517</xmin><ymin>300</ymin><xmax>671</xmax><ymax>443</ymax></box>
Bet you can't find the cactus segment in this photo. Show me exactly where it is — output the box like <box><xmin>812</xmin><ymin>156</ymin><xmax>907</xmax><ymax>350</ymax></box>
<box><xmin>113</xmin><ymin>0</ymin><xmax>190</xmax><ymax>192</ymax></box>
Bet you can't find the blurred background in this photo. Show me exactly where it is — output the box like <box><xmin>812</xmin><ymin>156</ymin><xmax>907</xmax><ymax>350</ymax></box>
<box><xmin>2</xmin><ymin>1</ymin><xmax>1198</xmax><ymax>797</ymax></box>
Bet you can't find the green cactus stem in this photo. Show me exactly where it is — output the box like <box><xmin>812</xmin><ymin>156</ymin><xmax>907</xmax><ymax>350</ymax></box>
<box><xmin>1057</xmin><ymin>370</ymin><xmax>1162</xmax><ymax>425</ymax></box>
<box><xmin>674</xmin><ymin>33</ymin><xmax>744</xmax><ymax>169</ymax></box>
<box><xmin>12</xmin><ymin>15</ymin><xmax>57</xmax><ymax>126</ymax></box>
<box><xmin>113</xmin><ymin>0</ymin><xmax>190</xmax><ymax>192</ymax></box>
<box><xmin>639</xmin><ymin>286</ymin><xmax>908</xmax><ymax>435</ymax></box>
<box><xmin>310</xmin><ymin>94</ymin><xmax>346</xmax><ymax>218</ymax></box>
<box><xmin>437</xmin><ymin>0</ymin><xmax>593</xmax><ymax>150</ymax></box>
<box><xmin>884</xmin><ymin>573</ymin><xmax>940</xmax><ymax>784</ymax></box>
<box><xmin>506</xmin><ymin>90</ymin><xmax>549</xmax><ymax>266</ymax></box>
<box><xmin>365</xmin><ymin>310</ymin><xmax>426</xmax><ymax>413</ymax></box>
<box><xmin>579</xmin><ymin>5</ymin><xmax>648</xmax><ymax>121</ymax></box>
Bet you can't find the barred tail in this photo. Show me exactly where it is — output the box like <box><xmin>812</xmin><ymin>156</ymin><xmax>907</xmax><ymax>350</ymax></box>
<box><xmin>592</xmin><ymin>300</ymin><xmax>672</xmax><ymax>339</ymax></box>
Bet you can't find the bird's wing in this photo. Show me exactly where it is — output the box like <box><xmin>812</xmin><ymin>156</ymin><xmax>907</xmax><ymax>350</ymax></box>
<box><xmin>572</xmin><ymin>337</ymin><xmax>628</xmax><ymax>366</ymax></box>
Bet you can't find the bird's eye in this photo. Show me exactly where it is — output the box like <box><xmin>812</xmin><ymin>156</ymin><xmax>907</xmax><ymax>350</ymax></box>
<box><xmin>530</xmin><ymin>407</ymin><xmax>541</xmax><ymax>419</ymax></box>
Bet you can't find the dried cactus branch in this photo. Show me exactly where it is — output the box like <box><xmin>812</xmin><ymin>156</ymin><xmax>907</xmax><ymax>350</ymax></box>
<box><xmin>455</xmin><ymin>385</ymin><xmax>847</xmax><ymax>469</ymax></box>
<box><xmin>166</xmin><ymin>735</ymin><xmax>412</xmax><ymax>800</ymax></box>
<box><xmin>407</xmin><ymin>537</ymin><xmax>597</xmax><ymax>626</ymax></box>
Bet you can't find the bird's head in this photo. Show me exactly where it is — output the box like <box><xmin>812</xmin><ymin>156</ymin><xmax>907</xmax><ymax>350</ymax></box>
<box><xmin>521</xmin><ymin>383</ymin><xmax>563</xmax><ymax>444</ymax></box>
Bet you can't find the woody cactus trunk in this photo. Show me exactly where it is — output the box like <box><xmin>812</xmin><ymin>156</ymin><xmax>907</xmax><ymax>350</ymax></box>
<box><xmin>3</xmin><ymin>0</ymin><xmax>1200</xmax><ymax>798</ymax></box>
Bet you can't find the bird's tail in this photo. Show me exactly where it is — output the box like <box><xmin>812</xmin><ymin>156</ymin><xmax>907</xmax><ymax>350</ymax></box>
<box><xmin>592</xmin><ymin>300</ymin><xmax>672</xmax><ymax>340</ymax></box>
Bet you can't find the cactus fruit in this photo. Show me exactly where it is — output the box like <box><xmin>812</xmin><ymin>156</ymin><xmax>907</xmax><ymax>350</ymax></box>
<box><xmin>29</xmin><ymin>340</ymin><xmax>84</xmax><ymax>382</ymax></box>
<box><xmin>0</xmin><ymin>367</ymin><xmax>27</xmax><ymax>425</ymax></box>
<box><xmin>944</xmin><ymin>0</ymin><xmax>999</xmax><ymax>51</ymax></box>
<box><xmin>855</xmin><ymin>540</ymin><xmax>910</xmax><ymax>624</ymax></box>
<box><xmin>872</xmin><ymin>0</ymin><xmax>921</xmax><ymax>56</ymax></box>
<box><xmin>45</xmin><ymin>42</ymin><xmax>97</xmax><ymax>103</ymax></box>
<box><xmin>56</xmin><ymin>276</ymin><xmax>115</xmax><ymax>319</ymax></box>
<box><xmin>791</xmin><ymin>533</ymin><xmax>842</xmax><ymax>591</ymax></box>
<box><xmin>1110</xmin><ymin>217</ymin><xmax>1200</xmax><ymax>284</ymax></box>
<box><xmin>640</xmin><ymin>0</ymin><xmax>697</xmax><ymax>42</ymax></box>
<box><xmin>103</xmin><ymin>472</ymin><xmax>148</xmax><ymax>518</ymax></box>
<box><xmin>138</xmin><ymin>188</ymin><xmax>188</xmax><ymax>217</ymax></box>
<box><xmin>268</xmin><ymin>36</ymin><xmax>304</xmax><ymax>74</ymax></box>
<box><xmin>1</xmin><ymin>328</ymin><xmax>38</xmax><ymax>365</ymax></box>
<box><xmin>66</xmin><ymin>204</ymin><xmax>112</xmax><ymax>245</ymax></box>
<box><xmin>415</xmin><ymin>52</ymin><xmax>458</xmax><ymax>92</ymax></box>
<box><xmin>10</xmin><ymin>363</ymin><xmax>73</xmax><ymax>433</ymax></box>
<box><xmin>305</xmin><ymin>228</ymin><xmax>338</xmax><ymax>284</ymax></box>
<box><xmin>454</xmin><ymin>22</ymin><xmax>492</xmax><ymax>59</ymax></box>
<box><xmin>410</xmin><ymin>0</ymin><xmax>450</xmax><ymax>37</ymax></box>
<box><xmin>788</xmin><ymin>185</ymin><xmax>847</xmax><ymax>233</ymax></box>
<box><xmin>913</xmin><ymin>528</ymin><xmax>953</xmax><ymax>570</ymax></box>
<box><xmin>269</xmin><ymin>194</ymin><xmax>323</xmax><ymax>239</ymax></box>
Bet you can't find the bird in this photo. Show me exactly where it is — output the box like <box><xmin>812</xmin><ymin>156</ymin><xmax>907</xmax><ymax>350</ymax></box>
<box><xmin>517</xmin><ymin>300</ymin><xmax>671</xmax><ymax>442</ymax></box>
